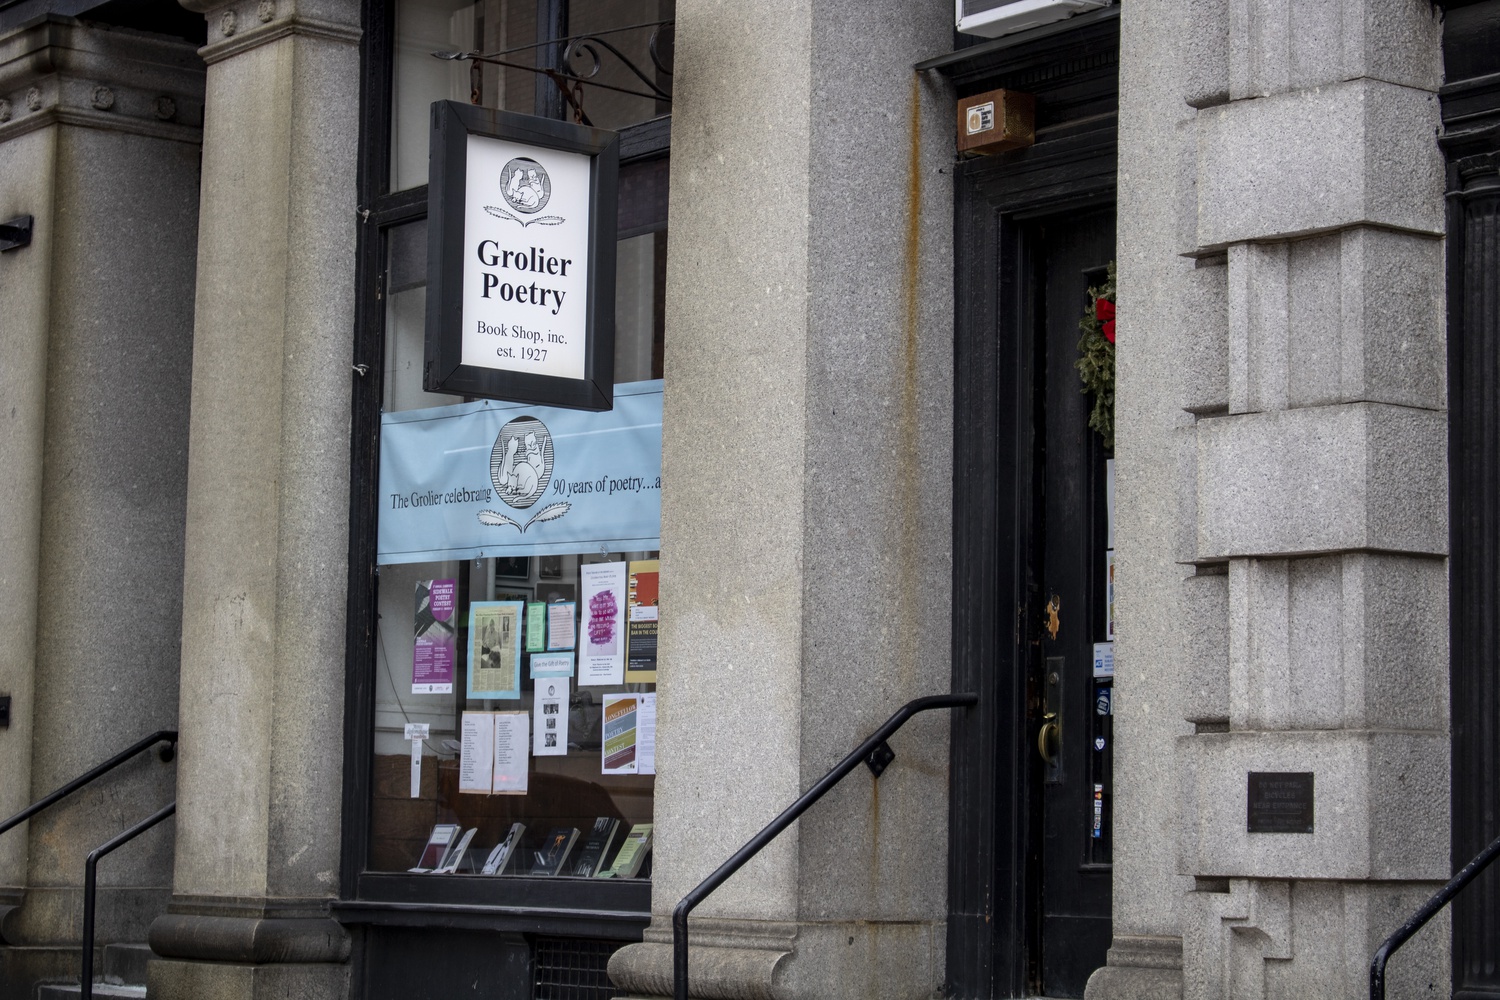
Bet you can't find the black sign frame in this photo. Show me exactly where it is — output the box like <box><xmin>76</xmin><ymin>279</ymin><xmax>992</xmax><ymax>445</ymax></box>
<box><xmin>425</xmin><ymin>101</ymin><xmax>618</xmax><ymax>410</ymax></box>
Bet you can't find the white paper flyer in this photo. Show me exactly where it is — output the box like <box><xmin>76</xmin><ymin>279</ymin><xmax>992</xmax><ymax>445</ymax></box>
<box><xmin>533</xmin><ymin>678</ymin><xmax>570</xmax><ymax>756</ymax></box>
<box><xmin>637</xmin><ymin>692</ymin><xmax>657</xmax><ymax>775</ymax></box>
<box><xmin>458</xmin><ymin>712</ymin><xmax>494</xmax><ymax>794</ymax></box>
<box><xmin>492</xmin><ymin>712</ymin><xmax>530</xmax><ymax>794</ymax></box>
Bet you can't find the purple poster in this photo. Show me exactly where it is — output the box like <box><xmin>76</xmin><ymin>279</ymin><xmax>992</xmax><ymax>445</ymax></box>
<box><xmin>413</xmin><ymin>579</ymin><xmax>456</xmax><ymax>694</ymax></box>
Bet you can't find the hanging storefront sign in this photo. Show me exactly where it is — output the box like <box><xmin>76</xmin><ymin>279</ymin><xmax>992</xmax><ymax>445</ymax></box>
<box><xmin>426</xmin><ymin>101</ymin><xmax>619</xmax><ymax>410</ymax></box>
<box><xmin>377</xmin><ymin>381</ymin><xmax>662</xmax><ymax>565</ymax></box>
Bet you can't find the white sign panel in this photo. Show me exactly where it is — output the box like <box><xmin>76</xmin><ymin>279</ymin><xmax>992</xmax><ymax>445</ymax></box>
<box><xmin>463</xmin><ymin>136</ymin><xmax>593</xmax><ymax>382</ymax></box>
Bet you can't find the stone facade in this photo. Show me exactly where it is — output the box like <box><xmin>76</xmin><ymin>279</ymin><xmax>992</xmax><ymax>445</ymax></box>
<box><xmin>0</xmin><ymin>17</ymin><xmax>203</xmax><ymax>995</ymax></box>
<box><xmin>1092</xmin><ymin>2</ymin><xmax>1452</xmax><ymax>999</ymax></box>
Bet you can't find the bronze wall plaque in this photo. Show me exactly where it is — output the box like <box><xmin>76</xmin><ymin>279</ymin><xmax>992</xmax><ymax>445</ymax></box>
<box><xmin>1246</xmin><ymin>771</ymin><xmax>1314</xmax><ymax>833</ymax></box>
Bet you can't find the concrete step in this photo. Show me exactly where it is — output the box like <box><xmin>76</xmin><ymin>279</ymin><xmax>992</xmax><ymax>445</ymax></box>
<box><xmin>100</xmin><ymin>944</ymin><xmax>152</xmax><ymax>986</ymax></box>
<box><xmin>36</xmin><ymin>985</ymin><xmax>146</xmax><ymax>1000</ymax></box>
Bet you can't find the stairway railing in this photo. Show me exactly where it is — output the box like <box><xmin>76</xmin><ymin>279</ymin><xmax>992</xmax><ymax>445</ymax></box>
<box><xmin>81</xmin><ymin>803</ymin><xmax>176</xmax><ymax>1000</ymax></box>
<box><xmin>671</xmin><ymin>693</ymin><xmax>977</xmax><ymax>1000</ymax></box>
<box><xmin>0</xmin><ymin>731</ymin><xmax>177</xmax><ymax>838</ymax></box>
<box><xmin>1370</xmin><ymin>829</ymin><xmax>1500</xmax><ymax>1000</ymax></box>
<box><xmin>0</xmin><ymin>731</ymin><xmax>179</xmax><ymax>997</ymax></box>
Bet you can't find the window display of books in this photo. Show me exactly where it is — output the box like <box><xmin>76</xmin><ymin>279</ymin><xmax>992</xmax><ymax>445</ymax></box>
<box><xmin>411</xmin><ymin>818</ymin><xmax>653</xmax><ymax>878</ymax></box>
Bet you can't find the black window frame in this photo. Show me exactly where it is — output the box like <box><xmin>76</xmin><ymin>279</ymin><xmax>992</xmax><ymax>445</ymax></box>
<box><xmin>336</xmin><ymin>0</ymin><xmax>669</xmax><ymax>937</ymax></box>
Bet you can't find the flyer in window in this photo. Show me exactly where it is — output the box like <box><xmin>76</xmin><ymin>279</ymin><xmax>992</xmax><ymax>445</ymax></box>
<box><xmin>625</xmin><ymin>559</ymin><xmax>659</xmax><ymax>683</ymax></box>
<box><xmin>547</xmin><ymin>601</ymin><xmax>577</xmax><ymax>651</ymax></box>
<box><xmin>637</xmin><ymin>692</ymin><xmax>657</xmax><ymax>775</ymax></box>
<box><xmin>525</xmin><ymin>602</ymin><xmax>547</xmax><ymax>653</ymax></box>
<box><xmin>458</xmin><ymin>712</ymin><xmax>495</xmax><ymax>794</ymax></box>
<box><xmin>580</xmin><ymin>562</ymin><xmax>626</xmax><ymax>685</ymax></box>
<box><xmin>492</xmin><ymin>712</ymin><xmax>529</xmax><ymax>794</ymax></box>
<box><xmin>602</xmin><ymin>694</ymin><xmax>638</xmax><ymax>774</ymax></box>
<box><xmin>459</xmin><ymin>711</ymin><xmax>530</xmax><ymax>794</ymax></box>
<box><xmin>468</xmin><ymin>601</ymin><xmax>523</xmax><ymax>699</ymax></box>
<box><xmin>412</xmin><ymin>579</ymin><xmax>456</xmax><ymax>694</ymax></box>
<box><xmin>1105</xmin><ymin>549</ymin><xmax>1116</xmax><ymax>641</ymax></box>
<box><xmin>533</xmin><ymin>678</ymin><xmax>569</xmax><ymax>756</ymax></box>
<box><xmin>530</xmin><ymin>651</ymin><xmax>573</xmax><ymax>678</ymax></box>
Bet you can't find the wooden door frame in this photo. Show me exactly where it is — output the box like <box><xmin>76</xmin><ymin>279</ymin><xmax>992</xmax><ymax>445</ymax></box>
<box><xmin>943</xmin><ymin>14</ymin><xmax>1119</xmax><ymax>998</ymax></box>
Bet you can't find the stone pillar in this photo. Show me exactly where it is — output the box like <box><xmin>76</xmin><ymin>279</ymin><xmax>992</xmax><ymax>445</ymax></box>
<box><xmin>1095</xmin><ymin>2</ymin><xmax>1451</xmax><ymax>999</ymax></box>
<box><xmin>1084</xmin><ymin>3</ymin><xmax>1201</xmax><ymax>999</ymax></box>
<box><xmin>144</xmin><ymin>2</ymin><xmax>359</xmax><ymax>998</ymax></box>
<box><xmin>607</xmin><ymin>2</ymin><xmax>954</xmax><ymax>998</ymax></box>
<box><xmin>0</xmin><ymin>18</ymin><xmax>202</xmax><ymax>995</ymax></box>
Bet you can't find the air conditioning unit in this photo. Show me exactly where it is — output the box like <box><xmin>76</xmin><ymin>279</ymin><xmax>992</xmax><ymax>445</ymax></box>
<box><xmin>956</xmin><ymin>0</ymin><xmax>1112</xmax><ymax>39</ymax></box>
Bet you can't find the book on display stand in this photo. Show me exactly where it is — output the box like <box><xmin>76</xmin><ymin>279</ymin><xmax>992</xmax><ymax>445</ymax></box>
<box><xmin>408</xmin><ymin>823</ymin><xmax>461</xmax><ymax>873</ymax></box>
<box><xmin>481</xmin><ymin>822</ymin><xmax>527</xmax><ymax>875</ymax></box>
<box><xmin>568</xmin><ymin>817</ymin><xmax>622</xmax><ymax>877</ymax></box>
<box><xmin>529</xmin><ymin>827</ymin><xmax>581</xmax><ymax>875</ymax></box>
<box><xmin>597</xmin><ymin>823</ymin><xmax>652</xmax><ymax>878</ymax></box>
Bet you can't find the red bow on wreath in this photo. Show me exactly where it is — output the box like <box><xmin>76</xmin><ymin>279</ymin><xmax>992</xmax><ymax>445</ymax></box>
<box><xmin>1076</xmin><ymin>261</ymin><xmax>1116</xmax><ymax>450</ymax></box>
<box><xmin>1095</xmin><ymin>298</ymin><xmax>1116</xmax><ymax>344</ymax></box>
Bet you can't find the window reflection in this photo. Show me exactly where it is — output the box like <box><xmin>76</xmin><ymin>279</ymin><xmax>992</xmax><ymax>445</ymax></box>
<box><xmin>391</xmin><ymin>0</ymin><xmax>674</xmax><ymax>191</ymax></box>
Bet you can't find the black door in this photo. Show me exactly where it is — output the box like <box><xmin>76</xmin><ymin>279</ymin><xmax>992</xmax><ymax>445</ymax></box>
<box><xmin>943</xmin><ymin>13</ymin><xmax>1120</xmax><ymax>998</ymax></box>
<box><xmin>1030</xmin><ymin>209</ymin><xmax>1115</xmax><ymax>997</ymax></box>
<box><xmin>946</xmin><ymin>196</ymin><xmax>1117</xmax><ymax>999</ymax></box>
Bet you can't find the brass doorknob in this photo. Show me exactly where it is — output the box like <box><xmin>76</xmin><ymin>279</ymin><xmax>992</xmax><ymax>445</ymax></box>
<box><xmin>1038</xmin><ymin>713</ymin><xmax>1060</xmax><ymax>764</ymax></box>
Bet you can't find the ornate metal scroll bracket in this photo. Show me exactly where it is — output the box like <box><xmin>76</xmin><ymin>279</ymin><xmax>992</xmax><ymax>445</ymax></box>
<box><xmin>434</xmin><ymin>19</ymin><xmax>673</xmax><ymax>127</ymax></box>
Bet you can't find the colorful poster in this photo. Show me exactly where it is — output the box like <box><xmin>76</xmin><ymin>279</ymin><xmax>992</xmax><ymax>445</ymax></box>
<box><xmin>602</xmin><ymin>694</ymin><xmax>638</xmax><ymax>774</ymax></box>
<box><xmin>625</xmin><ymin>559</ymin><xmax>659</xmax><ymax>683</ymax></box>
<box><xmin>377</xmin><ymin>381</ymin><xmax>663</xmax><ymax>564</ymax></box>
<box><xmin>468</xmin><ymin>601</ymin><xmax>523</xmax><ymax>699</ymax></box>
<box><xmin>525</xmin><ymin>602</ymin><xmax>547</xmax><ymax>652</ymax></box>
<box><xmin>580</xmin><ymin>562</ymin><xmax>626</xmax><ymax>685</ymax></box>
<box><xmin>547</xmin><ymin>601</ymin><xmax>577</xmax><ymax>650</ymax></box>
<box><xmin>534</xmin><ymin>678</ymin><xmax>569</xmax><ymax>756</ymax></box>
<box><xmin>530</xmin><ymin>652</ymin><xmax>574</xmax><ymax>678</ymax></box>
<box><xmin>412</xmin><ymin>579</ymin><xmax>456</xmax><ymax>694</ymax></box>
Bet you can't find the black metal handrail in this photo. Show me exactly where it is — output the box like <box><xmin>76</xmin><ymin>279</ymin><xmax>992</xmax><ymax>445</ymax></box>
<box><xmin>1370</xmin><ymin>830</ymin><xmax>1500</xmax><ymax>1000</ymax></box>
<box><xmin>80</xmin><ymin>802</ymin><xmax>176</xmax><ymax>1000</ymax></box>
<box><xmin>0</xmin><ymin>730</ymin><xmax>178</xmax><ymax>839</ymax></box>
<box><xmin>672</xmin><ymin>693</ymin><xmax>977</xmax><ymax>1000</ymax></box>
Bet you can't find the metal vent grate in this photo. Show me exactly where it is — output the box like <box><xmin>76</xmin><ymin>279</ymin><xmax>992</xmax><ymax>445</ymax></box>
<box><xmin>961</xmin><ymin>0</ymin><xmax>1027</xmax><ymax>16</ymax></box>
<box><xmin>533</xmin><ymin>937</ymin><xmax>622</xmax><ymax>1000</ymax></box>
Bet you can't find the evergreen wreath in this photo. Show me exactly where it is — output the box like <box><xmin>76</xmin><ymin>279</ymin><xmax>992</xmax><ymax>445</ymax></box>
<box><xmin>1075</xmin><ymin>261</ymin><xmax>1116</xmax><ymax>451</ymax></box>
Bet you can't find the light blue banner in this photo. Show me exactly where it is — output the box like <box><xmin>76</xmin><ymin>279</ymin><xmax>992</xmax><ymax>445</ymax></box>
<box><xmin>378</xmin><ymin>381</ymin><xmax>662</xmax><ymax>565</ymax></box>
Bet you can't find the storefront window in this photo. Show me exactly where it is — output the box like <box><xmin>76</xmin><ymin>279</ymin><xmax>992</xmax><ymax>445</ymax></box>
<box><xmin>356</xmin><ymin>0</ymin><xmax>670</xmax><ymax>896</ymax></box>
<box><xmin>368</xmin><ymin>189</ymin><xmax>665</xmax><ymax>880</ymax></box>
